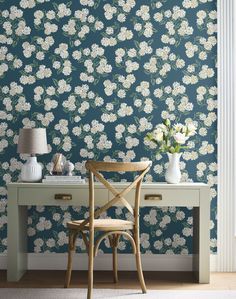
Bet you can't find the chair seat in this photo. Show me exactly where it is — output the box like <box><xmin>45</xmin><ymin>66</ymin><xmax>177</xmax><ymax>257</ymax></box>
<box><xmin>67</xmin><ymin>219</ymin><xmax>134</xmax><ymax>231</ymax></box>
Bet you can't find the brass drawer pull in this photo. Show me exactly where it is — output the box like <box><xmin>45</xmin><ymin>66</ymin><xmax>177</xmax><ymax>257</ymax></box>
<box><xmin>145</xmin><ymin>194</ymin><xmax>162</xmax><ymax>201</ymax></box>
<box><xmin>54</xmin><ymin>194</ymin><xmax>72</xmax><ymax>200</ymax></box>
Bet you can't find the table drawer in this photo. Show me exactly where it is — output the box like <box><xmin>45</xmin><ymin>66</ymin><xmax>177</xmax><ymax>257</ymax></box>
<box><xmin>109</xmin><ymin>188</ymin><xmax>199</xmax><ymax>207</ymax></box>
<box><xmin>18</xmin><ymin>187</ymin><xmax>108</xmax><ymax>206</ymax></box>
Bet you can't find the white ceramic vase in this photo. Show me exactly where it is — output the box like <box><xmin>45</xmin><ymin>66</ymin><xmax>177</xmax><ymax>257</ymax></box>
<box><xmin>21</xmin><ymin>156</ymin><xmax>42</xmax><ymax>182</ymax></box>
<box><xmin>165</xmin><ymin>152</ymin><xmax>182</xmax><ymax>184</ymax></box>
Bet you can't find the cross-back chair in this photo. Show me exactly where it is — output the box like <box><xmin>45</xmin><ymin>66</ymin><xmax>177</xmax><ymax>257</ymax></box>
<box><xmin>64</xmin><ymin>160</ymin><xmax>152</xmax><ymax>299</ymax></box>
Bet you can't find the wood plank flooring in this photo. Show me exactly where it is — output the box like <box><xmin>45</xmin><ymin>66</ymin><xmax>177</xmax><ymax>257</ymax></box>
<box><xmin>1</xmin><ymin>271</ymin><xmax>236</xmax><ymax>290</ymax></box>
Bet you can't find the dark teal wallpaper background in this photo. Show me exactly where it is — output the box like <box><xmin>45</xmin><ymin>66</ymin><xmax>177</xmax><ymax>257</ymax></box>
<box><xmin>0</xmin><ymin>0</ymin><xmax>217</xmax><ymax>254</ymax></box>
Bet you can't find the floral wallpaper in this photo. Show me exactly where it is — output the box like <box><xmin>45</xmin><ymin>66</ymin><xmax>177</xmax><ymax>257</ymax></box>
<box><xmin>0</xmin><ymin>0</ymin><xmax>217</xmax><ymax>255</ymax></box>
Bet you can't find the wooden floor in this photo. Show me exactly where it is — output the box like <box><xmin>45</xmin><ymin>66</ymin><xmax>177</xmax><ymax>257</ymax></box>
<box><xmin>1</xmin><ymin>271</ymin><xmax>236</xmax><ymax>290</ymax></box>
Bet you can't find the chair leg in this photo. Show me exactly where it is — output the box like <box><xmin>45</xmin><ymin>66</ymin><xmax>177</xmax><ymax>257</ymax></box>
<box><xmin>87</xmin><ymin>228</ymin><xmax>94</xmax><ymax>299</ymax></box>
<box><xmin>112</xmin><ymin>246</ymin><xmax>118</xmax><ymax>283</ymax></box>
<box><xmin>108</xmin><ymin>234</ymin><xmax>119</xmax><ymax>283</ymax></box>
<box><xmin>134</xmin><ymin>232</ymin><xmax>147</xmax><ymax>293</ymax></box>
<box><xmin>112</xmin><ymin>234</ymin><xmax>119</xmax><ymax>283</ymax></box>
<box><xmin>65</xmin><ymin>230</ymin><xmax>77</xmax><ymax>288</ymax></box>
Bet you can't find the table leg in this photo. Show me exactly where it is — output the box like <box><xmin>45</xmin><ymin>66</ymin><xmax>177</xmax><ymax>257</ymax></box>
<box><xmin>7</xmin><ymin>187</ymin><xmax>28</xmax><ymax>281</ymax></box>
<box><xmin>193</xmin><ymin>187</ymin><xmax>210</xmax><ymax>283</ymax></box>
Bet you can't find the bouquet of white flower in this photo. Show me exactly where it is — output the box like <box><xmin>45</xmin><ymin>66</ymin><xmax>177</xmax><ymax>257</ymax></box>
<box><xmin>146</xmin><ymin>119</ymin><xmax>196</xmax><ymax>154</ymax></box>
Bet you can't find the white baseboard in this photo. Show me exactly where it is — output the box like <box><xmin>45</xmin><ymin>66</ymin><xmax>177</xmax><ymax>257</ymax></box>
<box><xmin>210</xmin><ymin>254</ymin><xmax>217</xmax><ymax>272</ymax></box>
<box><xmin>0</xmin><ymin>253</ymin><xmax>218</xmax><ymax>272</ymax></box>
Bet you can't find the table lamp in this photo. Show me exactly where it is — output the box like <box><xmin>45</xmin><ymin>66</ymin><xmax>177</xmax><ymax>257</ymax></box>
<box><xmin>17</xmin><ymin>128</ymin><xmax>48</xmax><ymax>182</ymax></box>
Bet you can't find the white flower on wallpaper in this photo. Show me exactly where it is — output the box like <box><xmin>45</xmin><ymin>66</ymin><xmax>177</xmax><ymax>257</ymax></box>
<box><xmin>0</xmin><ymin>0</ymin><xmax>217</xmax><ymax>254</ymax></box>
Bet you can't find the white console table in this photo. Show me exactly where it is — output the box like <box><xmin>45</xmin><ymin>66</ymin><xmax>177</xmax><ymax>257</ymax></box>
<box><xmin>7</xmin><ymin>182</ymin><xmax>210</xmax><ymax>283</ymax></box>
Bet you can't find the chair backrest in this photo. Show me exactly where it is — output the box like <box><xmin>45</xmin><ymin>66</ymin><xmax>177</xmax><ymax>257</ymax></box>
<box><xmin>78</xmin><ymin>161</ymin><xmax>152</xmax><ymax>230</ymax></box>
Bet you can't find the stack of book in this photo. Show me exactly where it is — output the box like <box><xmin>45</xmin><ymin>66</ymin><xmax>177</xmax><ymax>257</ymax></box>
<box><xmin>42</xmin><ymin>175</ymin><xmax>86</xmax><ymax>184</ymax></box>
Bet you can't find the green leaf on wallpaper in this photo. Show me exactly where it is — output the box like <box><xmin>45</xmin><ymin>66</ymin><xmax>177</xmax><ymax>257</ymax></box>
<box><xmin>151</xmin><ymin>78</ymin><xmax>156</xmax><ymax>85</ymax></box>
<box><xmin>147</xmin><ymin>115</ymin><xmax>153</xmax><ymax>121</ymax></box>
<box><xmin>134</xmin><ymin>40</ymin><xmax>139</xmax><ymax>48</ymax></box>
<box><xmin>115</xmin><ymin>63</ymin><xmax>123</xmax><ymax>68</ymax></box>
<box><xmin>94</xmin><ymin>0</ymin><xmax>101</xmax><ymax>9</ymax></box>
<box><xmin>52</xmin><ymin>3</ymin><xmax>58</xmax><ymax>10</ymax></box>
<box><xmin>52</xmin><ymin>78</ymin><xmax>58</xmax><ymax>85</ymax></box>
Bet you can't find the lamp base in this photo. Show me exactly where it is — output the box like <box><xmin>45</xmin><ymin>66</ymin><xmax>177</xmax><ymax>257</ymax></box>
<box><xmin>20</xmin><ymin>156</ymin><xmax>42</xmax><ymax>182</ymax></box>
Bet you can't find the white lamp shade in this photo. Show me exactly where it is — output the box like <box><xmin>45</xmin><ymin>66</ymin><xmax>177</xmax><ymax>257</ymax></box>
<box><xmin>17</xmin><ymin>128</ymin><xmax>48</xmax><ymax>155</ymax></box>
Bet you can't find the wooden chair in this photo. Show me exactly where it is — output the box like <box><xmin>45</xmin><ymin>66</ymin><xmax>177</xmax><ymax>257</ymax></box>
<box><xmin>64</xmin><ymin>160</ymin><xmax>152</xmax><ymax>299</ymax></box>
